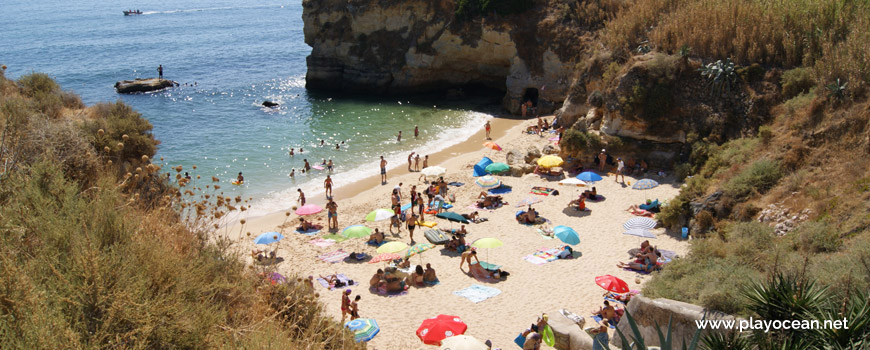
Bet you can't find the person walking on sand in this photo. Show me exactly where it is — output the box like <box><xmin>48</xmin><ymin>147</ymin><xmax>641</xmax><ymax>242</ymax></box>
<box><xmin>408</xmin><ymin>152</ymin><xmax>415</xmax><ymax>171</ymax></box>
<box><xmin>597</xmin><ymin>149</ymin><xmax>607</xmax><ymax>172</ymax></box>
<box><xmin>485</xmin><ymin>120</ymin><xmax>491</xmax><ymax>140</ymax></box>
<box><xmin>324</xmin><ymin>175</ymin><xmax>334</xmax><ymax>198</ymax></box>
<box><xmin>379</xmin><ymin>156</ymin><xmax>388</xmax><ymax>184</ymax></box>
<box><xmin>406</xmin><ymin>213</ymin><xmax>418</xmax><ymax>243</ymax></box>
<box><xmin>157</xmin><ymin>64</ymin><xmax>163</xmax><ymax>79</ymax></box>
<box><xmin>397</xmin><ymin>131</ymin><xmax>402</xmax><ymax>142</ymax></box>
<box><xmin>414</xmin><ymin>154</ymin><xmax>421</xmax><ymax>171</ymax></box>
<box><xmin>615</xmin><ymin>157</ymin><xmax>626</xmax><ymax>184</ymax></box>
<box><xmin>326</xmin><ymin>198</ymin><xmax>338</xmax><ymax>230</ymax></box>
<box><xmin>350</xmin><ymin>295</ymin><xmax>361</xmax><ymax>320</ymax></box>
<box><xmin>414</xmin><ymin>125</ymin><xmax>419</xmax><ymax>138</ymax></box>
<box><xmin>340</xmin><ymin>289</ymin><xmax>352</xmax><ymax>323</ymax></box>
<box><xmin>297</xmin><ymin>188</ymin><xmax>306</xmax><ymax>206</ymax></box>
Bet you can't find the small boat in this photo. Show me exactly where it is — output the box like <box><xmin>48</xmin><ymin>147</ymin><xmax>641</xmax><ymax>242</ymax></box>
<box><xmin>123</xmin><ymin>10</ymin><xmax>143</xmax><ymax>16</ymax></box>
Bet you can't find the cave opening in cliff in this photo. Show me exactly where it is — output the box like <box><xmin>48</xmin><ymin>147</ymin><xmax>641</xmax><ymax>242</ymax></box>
<box><xmin>522</xmin><ymin>88</ymin><xmax>539</xmax><ymax>107</ymax></box>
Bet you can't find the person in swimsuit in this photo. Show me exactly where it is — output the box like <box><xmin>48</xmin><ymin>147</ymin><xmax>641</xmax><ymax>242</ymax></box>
<box><xmin>289</xmin><ymin>148</ymin><xmax>294</xmax><ymax>157</ymax></box>
<box><xmin>324</xmin><ymin>175</ymin><xmax>334</xmax><ymax>198</ymax></box>
<box><xmin>303</xmin><ymin>159</ymin><xmax>311</xmax><ymax>173</ymax></box>
<box><xmin>406</xmin><ymin>213</ymin><xmax>418</xmax><ymax>242</ymax></box>
<box><xmin>341</xmin><ymin>289</ymin><xmax>352</xmax><ymax>322</ymax></box>
<box><xmin>335</xmin><ymin>143</ymin><xmax>340</xmax><ymax>150</ymax></box>
<box><xmin>416</xmin><ymin>193</ymin><xmax>425</xmax><ymax>221</ymax></box>
<box><xmin>289</xmin><ymin>168</ymin><xmax>295</xmax><ymax>177</ymax></box>
<box><xmin>327</xmin><ymin>159</ymin><xmax>334</xmax><ymax>172</ymax></box>
<box><xmin>597</xmin><ymin>150</ymin><xmax>607</xmax><ymax>172</ymax></box>
<box><xmin>408</xmin><ymin>152</ymin><xmax>415</xmax><ymax>171</ymax></box>
<box><xmin>320</xmin><ymin>139</ymin><xmax>325</xmax><ymax>146</ymax></box>
<box><xmin>459</xmin><ymin>249</ymin><xmax>479</xmax><ymax>270</ymax></box>
<box><xmin>423</xmin><ymin>155</ymin><xmax>429</xmax><ymax>168</ymax></box>
<box><xmin>423</xmin><ymin>263</ymin><xmax>437</xmax><ymax>282</ymax></box>
<box><xmin>326</xmin><ymin>198</ymin><xmax>338</xmax><ymax>230</ymax></box>
<box><xmin>485</xmin><ymin>121</ymin><xmax>491</xmax><ymax>139</ymax></box>
<box><xmin>615</xmin><ymin>157</ymin><xmax>625</xmax><ymax>183</ymax></box>
<box><xmin>370</xmin><ymin>269</ymin><xmax>385</xmax><ymax>289</ymax></box>
<box><xmin>236</xmin><ymin>172</ymin><xmax>244</xmax><ymax>184</ymax></box>
<box><xmin>350</xmin><ymin>295</ymin><xmax>361</xmax><ymax>320</ymax></box>
<box><xmin>414</xmin><ymin>125</ymin><xmax>419</xmax><ymax>138</ymax></box>
<box><xmin>297</xmin><ymin>188</ymin><xmax>306</xmax><ymax>206</ymax></box>
<box><xmin>379</xmin><ymin>156</ymin><xmax>387</xmax><ymax>183</ymax></box>
<box><xmin>397</xmin><ymin>131</ymin><xmax>402</xmax><ymax>142</ymax></box>
<box><xmin>414</xmin><ymin>154</ymin><xmax>421</xmax><ymax>171</ymax></box>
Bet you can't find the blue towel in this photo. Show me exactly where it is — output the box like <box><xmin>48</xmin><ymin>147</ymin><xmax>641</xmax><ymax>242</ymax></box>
<box><xmin>591</xmin><ymin>315</ymin><xmax>617</xmax><ymax>329</ymax></box>
<box><xmin>487</xmin><ymin>186</ymin><xmax>512</xmax><ymax>195</ymax></box>
<box><xmin>453</xmin><ymin>284</ymin><xmax>502</xmax><ymax>303</ymax></box>
<box><xmin>296</xmin><ymin>228</ymin><xmax>321</xmax><ymax>236</ymax></box>
<box><xmin>448</xmin><ymin>182</ymin><xmax>464</xmax><ymax>187</ymax></box>
<box><xmin>424</xmin><ymin>278</ymin><xmax>440</xmax><ymax>285</ymax></box>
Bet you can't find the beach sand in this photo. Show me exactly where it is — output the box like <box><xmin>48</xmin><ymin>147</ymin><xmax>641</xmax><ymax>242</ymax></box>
<box><xmin>230</xmin><ymin>117</ymin><xmax>688</xmax><ymax>349</ymax></box>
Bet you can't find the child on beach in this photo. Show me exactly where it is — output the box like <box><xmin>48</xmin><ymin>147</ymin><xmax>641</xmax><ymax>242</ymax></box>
<box><xmin>297</xmin><ymin>188</ymin><xmax>306</xmax><ymax>206</ymax></box>
<box><xmin>350</xmin><ymin>295</ymin><xmax>361</xmax><ymax>320</ymax></box>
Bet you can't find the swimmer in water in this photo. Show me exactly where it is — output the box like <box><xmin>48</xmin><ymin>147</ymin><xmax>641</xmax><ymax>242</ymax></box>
<box><xmin>289</xmin><ymin>148</ymin><xmax>295</xmax><ymax>157</ymax></box>
<box><xmin>289</xmin><ymin>168</ymin><xmax>295</xmax><ymax>177</ymax></box>
<box><xmin>397</xmin><ymin>131</ymin><xmax>402</xmax><ymax>142</ymax></box>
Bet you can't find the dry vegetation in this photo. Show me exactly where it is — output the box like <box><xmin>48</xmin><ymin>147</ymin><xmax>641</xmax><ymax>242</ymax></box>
<box><xmin>0</xmin><ymin>69</ymin><xmax>362</xmax><ymax>349</ymax></box>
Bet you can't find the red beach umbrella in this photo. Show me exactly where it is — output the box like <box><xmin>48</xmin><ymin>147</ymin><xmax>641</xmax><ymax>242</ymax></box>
<box><xmin>595</xmin><ymin>275</ymin><xmax>629</xmax><ymax>294</ymax></box>
<box><xmin>482</xmin><ymin>142</ymin><xmax>502</xmax><ymax>151</ymax></box>
<box><xmin>416</xmin><ymin>314</ymin><xmax>468</xmax><ymax>345</ymax></box>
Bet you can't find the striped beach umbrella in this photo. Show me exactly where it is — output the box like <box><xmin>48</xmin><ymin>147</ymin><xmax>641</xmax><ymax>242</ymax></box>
<box><xmin>369</xmin><ymin>252</ymin><xmax>401</xmax><ymax>264</ymax></box>
<box><xmin>475</xmin><ymin>175</ymin><xmax>501</xmax><ymax>189</ymax></box>
<box><xmin>632</xmin><ymin>178</ymin><xmax>660</xmax><ymax>190</ymax></box>
<box><xmin>345</xmin><ymin>318</ymin><xmax>380</xmax><ymax>342</ymax></box>
<box><xmin>623</xmin><ymin>217</ymin><xmax>657</xmax><ymax>230</ymax></box>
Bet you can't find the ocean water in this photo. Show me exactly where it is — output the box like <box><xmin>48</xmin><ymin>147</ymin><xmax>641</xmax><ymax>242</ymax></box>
<box><xmin>1</xmin><ymin>0</ymin><xmax>496</xmax><ymax>216</ymax></box>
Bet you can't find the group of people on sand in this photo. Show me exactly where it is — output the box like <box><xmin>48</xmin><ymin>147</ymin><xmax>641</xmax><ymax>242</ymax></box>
<box><xmin>517</xmin><ymin>206</ymin><xmax>540</xmax><ymax>224</ymax></box>
<box><xmin>568</xmin><ymin>187</ymin><xmax>598</xmax><ymax>211</ymax></box>
<box><xmin>477</xmin><ymin>191</ymin><xmax>504</xmax><ymax>209</ymax></box>
<box><xmin>407</xmin><ymin>152</ymin><xmax>429</xmax><ymax>172</ymax></box>
<box><xmin>617</xmin><ymin>240</ymin><xmax>662</xmax><ymax>273</ymax></box>
<box><xmin>460</xmin><ymin>249</ymin><xmax>510</xmax><ymax>280</ymax></box>
<box><xmin>369</xmin><ymin>263</ymin><xmax>438</xmax><ymax>292</ymax></box>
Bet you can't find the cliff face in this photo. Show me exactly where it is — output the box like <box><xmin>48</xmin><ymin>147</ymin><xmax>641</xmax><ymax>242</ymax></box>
<box><xmin>302</xmin><ymin>0</ymin><xmax>583</xmax><ymax>114</ymax></box>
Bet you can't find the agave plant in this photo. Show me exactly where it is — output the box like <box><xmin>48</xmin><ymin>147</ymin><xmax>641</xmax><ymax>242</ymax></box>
<box><xmin>826</xmin><ymin>78</ymin><xmax>847</xmax><ymax>101</ymax></box>
<box><xmin>699</xmin><ymin>58</ymin><xmax>737</xmax><ymax>96</ymax></box>
<box><xmin>600</xmin><ymin>310</ymin><xmax>702</xmax><ymax>350</ymax></box>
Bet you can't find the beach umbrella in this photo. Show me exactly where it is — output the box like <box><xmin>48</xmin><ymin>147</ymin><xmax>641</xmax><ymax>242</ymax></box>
<box><xmin>553</xmin><ymin>225</ymin><xmax>581</xmax><ymax>245</ymax></box>
<box><xmin>369</xmin><ymin>252</ymin><xmax>401</xmax><ymax>264</ymax></box>
<box><xmin>474</xmin><ymin>175</ymin><xmax>501</xmax><ymax>189</ymax></box>
<box><xmin>595</xmin><ymin>275</ymin><xmax>630</xmax><ymax>294</ymax></box>
<box><xmin>366</xmin><ymin>208</ymin><xmax>395</xmax><ymax>222</ymax></box>
<box><xmin>417</xmin><ymin>315</ymin><xmax>468</xmax><ymax>345</ymax></box>
<box><xmin>623</xmin><ymin>217</ymin><xmax>657</xmax><ymax>230</ymax></box>
<box><xmin>485</xmin><ymin>162</ymin><xmax>510</xmax><ymax>174</ymax></box>
<box><xmin>576</xmin><ymin>171</ymin><xmax>603</xmax><ymax>182</ymax></box>
<box><xmin>253</xmin><ymin>231</ymin><xmax>284</xmax><ymax>245</ymax></box>
<box><xmin>321</xmin><ymin>234</ymin><xmax>348</xmax><ymax>242</ymax></box>
<box><xmin>632</xmin><ymin>178</ymin><xmax>660</xmax><ymax>190</ymax></box>
<box><xmin>295</xmin><ymin>204</ymin><xmax>323</xmax><ymax>215</ymax></box>
<box><xmin>345</xmin><ymin>318</ymin><xmax>380</xmax><ymax>342</ymax></box>
<box><xmin>558</xmin><ymin>177</ymin><xmax>587</xmax><ymax>186</ymax></box>
<box><xmin>536</xmin><ymin>155</ymin><xmax>564</xmax><ymax>168</ymax></box>
<box><xmin>515</xmin><ymin>197</ymin><xmax>543</xmax><ymax>207</ymax></box>
<box><xmin>422</xmin><ymin>166</ymin><xmax>447</xmax><ymax>178</ymax></box>
<box><xmin>377</xmin><ymin>241</ymin><xmax>409</xmax><ymax>254</ymax></box>
<box><xmin>436</xmin><ymin>212</ymin><xmax>470</xmax><ymax>224</ymax></box>
<box><xmin>440</xmin><ymin>335</ymin><xmax>489</xmax><ymax>350</ymax></box>
<box><xmin>406</xmin><ymin>242</ymin><xmax>434</xmax><ymax>264</ymax></box>
<box><xmin>342</xmin><ymin>225</ymin><xmax>373</xmax><ymax>239</ymax></box>
<box><xmin>482</xmin><ymin>141</ymin><xmax>502</xmax><ymax>151</ymax></box>
<box><xmin>471</xmin><ymin>237</ymin><xmax>503</xmax><ymax>263</ymax></box>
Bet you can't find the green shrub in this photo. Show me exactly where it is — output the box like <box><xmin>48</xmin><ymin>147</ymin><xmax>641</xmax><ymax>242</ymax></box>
<box><xmin>560</xmin><ymin>129</ymin><xmax>603</xmax><ymax>154</ymax></box>
<box><xmin>674</xmin><ymin>163</ymin><xmax>692</xmax><ymax>181</ymax></box>
<box><xmin>723</xmin><ymin>159</ymin><xmax>782</xmax><ymax>200</ymax></box>
<box><xmin>781</xmin><ymin>67</ymin><xmax>815</xmax><ymax>98</ymax></box>
<box><xmin>17</xmin><ymin>72</ymin><xmax>59</xmax><ymax>97</ymax></box>
<box><xmin>695</xmin><ymin>210</ymin><xmax>714</xmax><ymax>231</ymax></box>
<box><xmin>737</xmin><ymin>63</ymin><xmax>764</xmax><ymax>82</ymax></box>
<box><xmin>793</xmin><ymin>220</ymin><xmax>841</xmax><ymax>253</ymax></box>
<box><xmin>758</xmin><ymin>125</ymin><xmax>772</xmax><ymax>145</ymax></box>
<box><xmin>657</xmin><ymin>195</ymin><xmax>688</xmax><ymax>229</ymax></box>
<box><xmin>83</xmin><ymin>102</ymin><xmax>158</xmax><ymax>166</ymax></box>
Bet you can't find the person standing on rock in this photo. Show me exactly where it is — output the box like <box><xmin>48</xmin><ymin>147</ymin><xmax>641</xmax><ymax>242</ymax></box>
<box><xmin>157</xmin><ymin>64</ymin><xmax>163</xmax><ymax>79</ymax></box>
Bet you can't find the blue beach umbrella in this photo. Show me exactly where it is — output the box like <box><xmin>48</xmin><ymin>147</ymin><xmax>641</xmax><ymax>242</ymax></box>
<box><xmin>345</xmin><ymin>318</ymin><xmax>380</xmax><ymax>342</ymax></box>
<box><xmin>553</xmin><ymin>225</ymin><xmax>580</xmax><ymax>245</ymax></box>
<box><xmin>632</xmin><ymin>178</ymin><xmax>660</xmax><ymax>190</ymax></box>
<box><xmin>576</xmin><ymin>171</ymin><xmax>603</xmax><ymax>183</ymax></box>
<box><xmin>253</xmin><ymin>231</ymin><xmax>284</xmax><ymax>245</ymax></box>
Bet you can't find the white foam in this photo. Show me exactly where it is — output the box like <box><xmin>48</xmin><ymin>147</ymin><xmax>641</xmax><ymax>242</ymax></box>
<box><xmin>243</xmin><ymin>111</ymin><xmax>493</xmax><ymax>217</ymax></box>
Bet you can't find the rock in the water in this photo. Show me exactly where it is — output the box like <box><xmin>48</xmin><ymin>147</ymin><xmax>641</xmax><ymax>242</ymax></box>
<box><xmin>262</xmin><ymin>100</ymin><xmax>279</xmax><ymax>107</ymax></box>
<box><xmin>114</xmin><ymin>78</ymin><xmax>176</xmax><ymax>94</ymax></box>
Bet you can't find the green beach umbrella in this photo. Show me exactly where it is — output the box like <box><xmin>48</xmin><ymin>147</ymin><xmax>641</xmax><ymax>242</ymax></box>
<box><xmin>485</xmin><ymin>162</ymin><xmax>510</xmax><ymax>174</ymax></box>
<box><xmin>377</xmin><ymin>241</ymin><xmax>409</xmax><ymax>254</ymax></box>
<box><xmin>471</xmin><ymin>237</ymin><xmax>503</xmax><ymax>264</ymax></box>
<box><xmin>366</xmin><ymin>208</ymin><xmax>395</xmax><ymax>222</ymax></box>
<box><xmin>342</xmin><ymin>225</ymin><xmax>373</xmax><ymax>239</ymax></box>
<box><xmin>322</xmin><ymin>234</ymin><xmax>348</xmax><ymax>242</ymax></box>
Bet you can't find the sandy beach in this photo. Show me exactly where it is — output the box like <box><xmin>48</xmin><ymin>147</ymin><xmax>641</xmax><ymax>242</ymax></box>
<box><xmin>230</xmin><ymin>117</ymin><xmax>689</xmax><ymax>349</ymax></box>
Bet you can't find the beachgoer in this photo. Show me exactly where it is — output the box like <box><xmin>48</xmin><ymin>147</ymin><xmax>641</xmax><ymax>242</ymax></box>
<box><xmin>324</xmin><ymin>175</ymin><xmax>334</xmax><ymax>198</ymax></box>
<box><xmin>416</xmin><ymin>193</ymin><xmax>425</xmax><ymax>221</ymax></box>
<box><xmin>297</xmin><ymin>188</ymin><xmax>306</xmax><ymax>206</ymax></box>
<box><xmin>640</xmin><ymin>159</ymin><xmax>648</xmax><ymax>173</ymax></box>
<box><xmin>414</xmin><ymin>154</ymin><xmax>421</xmax><ymax>171</ymax></box>
<box><xmin>303</xmin><ymin>159</ymin><xmax>311</xmax><ymax>173</ymax></box>
<box><xmin>583</xmin><ymin>186</ymin><xmax>598</xmax><ymax>200</ymax></box>
<box><xmin>369</xmin><ymin>228</ymin><xmax>385</xmax><ymax>245</ymax></box>
<box><xmin>423</xmin><ymin>155</ymin><xmax>429</xmax><ymax>168</ymax></box>
<box><xmin>289</xmin><ymin>168</ymin><xmax>295</xmax><ymax>177</ymax></box>
<box><xmin>598</xmin><ymin>150</ymin><xmax>607</xmax><ymax>172</ymax></box>
<box><xmin>379</xmin><ymin>156</ymin><xmax>387</xmax><ymax>183</ymax></box>
<box><xmin>590</xmin><ymin>319</ymin><xmax>609</xmax><ymax>350</ymax></box>
<box><xmin>459</xmin><ymin>249</ymin><xmax>479</xmax><ymax>270</ymax></box>
<box><xmin>397</xmin><ymin>131</ymin><xmax>402</xmax><ymax>142</ymax></box>
<box><xmin>537</xmin><ymin>117</ymin><xmax>544</xmax><ymax>137</ymax></box>
<box><xmin>341</xmin><ymin>289</ymin><xmax>352</xmax><ymax>322</ymax></box>
<box><xmin>350</xmin><ymin>295</ymin><xmax>361</xmax><ymax>320</ymax></box>
<box><xmin>237</xmin><ymin>172</ymin><xmax>244</xmax><ymax>183</ymax></box>
<box><xmin>408</xmin><ymin>152</ymin><xmax>415</xmax><ymax>171</ymax></box>
<box><xmin>461</xmin><ymin>212</ymin><xmax>479</xmax><ymax>221</ymax></box>
<box><xmin>299</xmin><ymin>147</ymin><xmax>304</xmax><ymax>153</ymax></box>
<box><xmin>326</xmin><ymin>198</ymin><xmax>338</xmax><ymax>229</ymax></box>
<box><xmin>157</xmin><ymin>64</ymin><xmax>163</xmax><ymax>79</ymax></box>
<box><xmin>289</xmin><ymin>148</ymin><xmax>294</xmax><ymax>157</ymax></box>
<box><xmin>523</xmin><ymin>332</ymin><xmax>542</xmax><ymax>350</ymax></box>
<box><xmin>593</xmin><ymin>300</ymin><xmax>617</xmax><ymax>322</ymax></box>
<box><xmin>320</xmin><ymin>139</ymin><xmax>325</xmax><ymax>146</ymax></box>
<box><xmin>615</xmin><ymin>157</ymin><xmax>625</xmax><ymax>183</ymax></box>
<box><xmin>298</xmin><ymin>218</ymin><xmax>312</xmax><ymax>231</ymax></box>
<box><xmin>327</xmin><ymin>159</ymin><xmax>334</xmax><ymax>172</ymax></box>
<box><xmin>406</xmin><ymin>213</ymin><xmax>417</xmax><ymax>242</ymax></box>
<box><xmin>522</xmin><ymin>102</ymin><xmax>528</xmax><ymax>118</ymax></box>
<box><xmin>370</xmin><ymin>269</ymin><xmax>385</xmax><ymax>288</ymax></box>
<box><xmin>394</xmin><ymin>182</ymin><xmax>403</xmax><ymax>202</ymax></box>
<box><xmin>406</xmin><ymin>265</ymin><xmax>424</xmax><ymax>286</ymax></box>
<box><xmin>485</xmin><ymin>121</ymin><xmax>491</xmax><ymax>139</ymax></box>
<box><xmin>414</xmin><ymin>125</ymin><xmax>419</xmax><ymax>138</ymax></box>
<box><xmin>424</xmin><ymin>263</ymin><xmax>437</xmax><ymax>282</ymax></box>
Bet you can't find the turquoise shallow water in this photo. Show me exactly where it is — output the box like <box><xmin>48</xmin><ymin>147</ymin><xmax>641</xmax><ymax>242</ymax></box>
<box><xmin>1</xmin><ymin>0</ymin><xmax>496</xmax><ymax>216</ymax></box>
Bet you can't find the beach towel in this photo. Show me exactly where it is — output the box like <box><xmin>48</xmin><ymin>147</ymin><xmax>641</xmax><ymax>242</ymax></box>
<box><xmin>559</xmin><ymin>309</ymin><xmax>585</xmax><ymax>327</ymax></box>
<box><xmin>453</xmin><ymin>284</ymin><xmax>502</xmax><ymax>303</ymax></box>
<box><xmin>515</xmin><ymin>197</ymin><xmax>543</xmax><ymax>207</ymax></box>
<box><xmin>366</xmin><ymin>239</ymin><xmax>386</xmax><ymax>247</ymax></box>
<box><xmin>538</xmin><ymin>228</ymin><xmax>555</xmax><ymax>240</ymax></box>
<box><xmin>487</xmin><ymin>186</ymin><xmax>512</xmax><ymax>195</ymax></box>
<box><xmin>530</xmin><ymin>186</ymin><xmax>556</xmax><ymax>196</ymax></box>
<box><xmin>429</xmin><ymin>200</ymin><xmax>453</xmax><ymax>209</ymax></box>
<box><xmin>591</xmin><ymin>315</ymin><xmax>617</xmax><ymax>329</ymax></box>
<box><xmin>623</xmin><ymin>228</ymin><xmax>656</xmax><ymax>238</ymax></box>
<box><xmin>310</xmin><ymin>238</ymin><xmax>336</xmax><ymax>248</ymax></box>
<box><xmin>479</xmin><ymin>261</ymin><xmax>501</xmax><ymax>270</ymax></box>
<box><xmin>448</xmin><ymin>182</ymin><xmax>464</xmax><ymax>187</ymax></box>
<box><xmin>523</xmin><ymin>248</ymin><xmax>559</xmax><ymax>265</ymax></box>
<box><xmin>424</xmin><ymin>278</ymin><xmax>440</xmax><ymax>286</ymax></box>
<box><xmin>369</xmin><ymin>286</ymin><xmax>408</xmax><ymax>297</ymax></box>
<box><xmin>318</xmin><ymin>249</ymin><xmax>350</xmax><ymax>264</ymax></box>
<box><xmin>296</xmin><ymin>227</ymin><xmax>322</xmax><ymax>235</ymax></box>
<box><xmin>316</xmin><ymin>274</ymin><xmax>358</xmax><ymax>290</ymax></box>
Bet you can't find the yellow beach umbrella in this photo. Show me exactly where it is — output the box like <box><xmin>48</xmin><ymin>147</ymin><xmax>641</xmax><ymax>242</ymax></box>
<box><xmin>377</xmin><ymin>241</ymin><xmax>409</xmax><ymax>254</ymax></box>
<box><xmin>537</xmin><ymin>155</ymin><xmax>564</xmax><ymax>168</ymax></box>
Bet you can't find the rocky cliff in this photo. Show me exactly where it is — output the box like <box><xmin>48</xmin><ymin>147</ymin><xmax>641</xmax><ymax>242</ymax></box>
<box><xmin>302</xmin><ymin>0</ymin><xmax>588</xmax><ymax>114</ymax></box>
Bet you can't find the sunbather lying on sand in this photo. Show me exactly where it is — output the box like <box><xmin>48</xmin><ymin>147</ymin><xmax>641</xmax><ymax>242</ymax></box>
<box><xmin>298</xmin><ymin>218</ymin><xmax>312</xmax><ymax>231</ymax></box>
<box><xmin>626</xmin><ymin>204</ymin><xmax>653</xmax><ymax>216</ymax></box>
<box><xmin>477</xmin><ymin>192</ymin><xmax>503</xmax><ymax>208</ymax></box>
<box><xmin>462</xmin><ymin>211</ymin><xmax>479</xmax><ymax>221</ymax></box>
<box><xmin>618</xmin><ymin>247</ymin><xmax>660</xmax><ymax>272</ymax></box>
<box><xmin>468</xmin><ymin>261</ymin><xmax>509</xmax><ymax>280</ymax></box>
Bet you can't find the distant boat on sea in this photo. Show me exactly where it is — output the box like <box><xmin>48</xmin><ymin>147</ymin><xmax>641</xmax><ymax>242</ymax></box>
<box><xmin>123</xmin><ymin>10</ymin><xmax>143</xmax><ymax>16</ymax></box>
